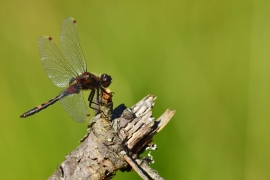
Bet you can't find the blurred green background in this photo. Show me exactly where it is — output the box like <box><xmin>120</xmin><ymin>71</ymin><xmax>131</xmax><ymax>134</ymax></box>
<box><xmin>1</xmin><ymin>0</ymin><xmax>270</xmax><ymax>179</ymax></box>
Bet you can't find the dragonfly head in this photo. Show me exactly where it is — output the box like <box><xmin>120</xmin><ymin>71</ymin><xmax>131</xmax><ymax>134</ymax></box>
<box><xmin>100</xmin><ymin>74</ymin><xmax>112</xmax><ymax>88</ymax></box>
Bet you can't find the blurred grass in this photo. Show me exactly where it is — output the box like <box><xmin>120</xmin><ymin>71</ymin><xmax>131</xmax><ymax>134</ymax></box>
<box><xmin>1</xmin><ymin>0</ymin><xmax>270</xmax><ymax>179</ymax></box>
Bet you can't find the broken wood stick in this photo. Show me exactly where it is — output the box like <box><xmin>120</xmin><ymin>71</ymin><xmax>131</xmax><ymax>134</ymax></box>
<box><xmin>48</xmin><ymin>93</ymin><xmax>175</xmax><ymax>180</ymax></box>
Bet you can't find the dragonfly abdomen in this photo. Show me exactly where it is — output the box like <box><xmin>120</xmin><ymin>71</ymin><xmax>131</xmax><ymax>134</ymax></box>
<box><xmin>20</xmin><ymin>95</ymin><xmax>62</xmax><ymax>118</ymax></box>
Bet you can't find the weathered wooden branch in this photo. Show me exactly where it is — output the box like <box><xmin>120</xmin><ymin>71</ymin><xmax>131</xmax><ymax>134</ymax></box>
<box><xmin>48</xmin><ymin>93</ymin><xmax>175</xmax><ymax>180</ymax></box>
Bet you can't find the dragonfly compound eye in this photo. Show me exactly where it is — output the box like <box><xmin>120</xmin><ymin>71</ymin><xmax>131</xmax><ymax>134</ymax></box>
<box><xmin>101</xmin><ymin>74</ymin><xmax>112</xmax><ymax>88</ymax></box>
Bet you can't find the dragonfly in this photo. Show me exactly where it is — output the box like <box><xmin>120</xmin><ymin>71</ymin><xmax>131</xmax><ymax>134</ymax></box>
<box><xmin>20</xmin><ymin>17</ymin><xmax>112</xmax><ymax>122</ymax></box>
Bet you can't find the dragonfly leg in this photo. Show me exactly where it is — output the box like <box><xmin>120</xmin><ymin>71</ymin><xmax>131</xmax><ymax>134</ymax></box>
<box><xmin>96</xmin><ymin>87</ymin><xmax>100</xmax><ymax>104</ymax></box>
<box><xmin>88</xmin><ymin>89</ymin><xmax>100</xmax><ymax>112</ymax></box>
<box><xmin>88</xmin><ymin>88</ymin><xmax>113</xmax><ymax>117</ymax></box>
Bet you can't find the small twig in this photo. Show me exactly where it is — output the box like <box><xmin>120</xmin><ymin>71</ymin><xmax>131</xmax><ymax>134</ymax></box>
<box><xmin>122</xmin><ymin>151</ymin><xmax>149</xmax><ymax>180</ymax></box>
<box><xmin>135</xmin><ymin>158</ymin><xmax>164</xmax><ymax>180</ymax></box>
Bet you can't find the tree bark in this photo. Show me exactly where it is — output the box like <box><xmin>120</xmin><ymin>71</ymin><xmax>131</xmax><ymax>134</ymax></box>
<box><xmin>48</xmin><ymin>94</ymin><xmax>175</xmax><ymax>180</ymax></box>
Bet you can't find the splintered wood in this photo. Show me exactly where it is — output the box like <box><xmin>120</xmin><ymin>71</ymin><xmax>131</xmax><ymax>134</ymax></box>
<box><xmin>48</xmin><ymin>94</ymin><xmax>175</xmax><ymax>180</ymax></box>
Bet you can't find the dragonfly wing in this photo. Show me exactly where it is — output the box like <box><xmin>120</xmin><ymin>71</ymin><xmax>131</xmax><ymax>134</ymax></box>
<box><xmin>60</xmin><ymin>17</ymin><xmax>87</xmax><ymax>75</ymax></box>
<box><xmin>38</xmin><ymin>36</ymin><xmax>78</xmax><ymax>87</ymax></box>
<box><xmin>59</xmin><ymin>89</ymin><xmax>90</xmax><ymax>123</ymax></box>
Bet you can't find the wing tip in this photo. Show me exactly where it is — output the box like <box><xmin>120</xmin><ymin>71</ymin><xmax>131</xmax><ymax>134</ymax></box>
<box><xmin>64</xmin><ymin>17</ymin><xmax>76</xmax><ymax>24</ymax></box>
<box><xmin>38</xmin><ymin>36</ymin><xmax>53</xmax><ymax>42</ymax></box>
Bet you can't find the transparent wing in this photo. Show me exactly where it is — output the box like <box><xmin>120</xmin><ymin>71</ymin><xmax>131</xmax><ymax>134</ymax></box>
<box><xmin>60</xmin><ymin>17</ymin><xmax>87</xmax><ymax>75</ymax></box>
<box><xmin>38</xmin><ymin>36</ymin><xmax>78</xmax><ymax>87</ymax></box>
<box><xmin>59</xmin><ymin>89</ymin><xmax>90</xmax><ymax>123</ymax></box>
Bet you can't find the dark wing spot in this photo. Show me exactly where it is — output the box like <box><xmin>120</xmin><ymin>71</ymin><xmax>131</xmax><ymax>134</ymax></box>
<box><xmin>48</xmin><ymin>37</ymin><xmax>53</xmax><ymax>41</ymax></box>
<box><xmin>73</xmin><ymin>20</ymin><xmax>77</xmax><ymax>24</ymax></box>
